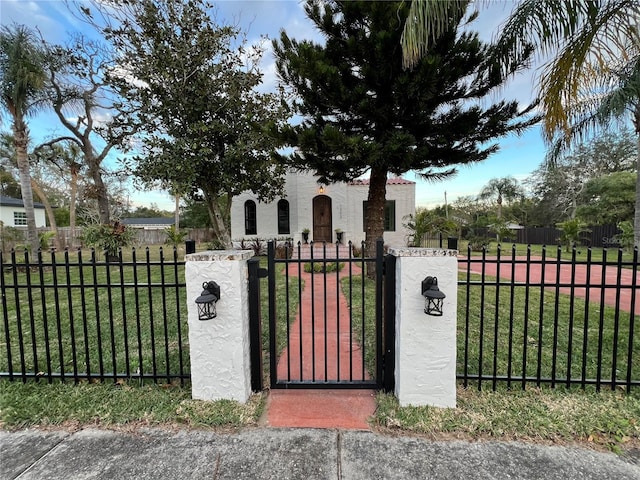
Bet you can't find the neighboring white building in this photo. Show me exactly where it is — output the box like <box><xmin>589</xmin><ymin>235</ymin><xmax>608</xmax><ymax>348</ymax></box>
<box><xmin>0</xmin><ymin>196</ymin><xmax>47</xmax><ymax>228</ymax></box>
<box><xmin>230</xmin><ymin>172</ymin><xmax>415</xmax><ymax>247</ymax></box>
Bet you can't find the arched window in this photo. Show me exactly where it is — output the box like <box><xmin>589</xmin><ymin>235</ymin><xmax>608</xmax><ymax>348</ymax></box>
<box><xmin>244</xmin><ymin>200</ymin><xmax>257</xmax><ymax>235</ymax></box>
<box><xmin>277</xmin><ymin>199</ymin><xmax>290</xmax><ymax>234</ymax></box>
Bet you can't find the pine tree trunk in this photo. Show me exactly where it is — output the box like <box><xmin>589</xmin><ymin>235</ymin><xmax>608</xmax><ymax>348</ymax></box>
<box><xmin>13</xmin><ymin>121</ymin><xmax>39</xmax><ymax>254</ymax></box>
<box><xmin>365</xmin><ymin>167</ymin><xmax>388</xmax><ymax>279</ymax></box>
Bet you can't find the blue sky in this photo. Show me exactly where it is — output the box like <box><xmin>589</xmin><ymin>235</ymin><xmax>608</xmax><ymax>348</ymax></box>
<box><xmin>1</xmin><ymin>0</ymin><xmax>547</xmax><ymax>210</ymax></box>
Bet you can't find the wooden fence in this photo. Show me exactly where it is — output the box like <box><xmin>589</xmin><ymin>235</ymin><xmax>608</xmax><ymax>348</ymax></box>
<box><xmin>1</xmin><ymin>226</ymin><xmax>215</xmax><ymax>252</ymax></box>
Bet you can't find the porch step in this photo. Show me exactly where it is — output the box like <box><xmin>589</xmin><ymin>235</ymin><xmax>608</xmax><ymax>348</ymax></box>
<box><xmin>290</xmin><ymin>243</ymin><xmax>353</xmax><ymax>260</ymax></box>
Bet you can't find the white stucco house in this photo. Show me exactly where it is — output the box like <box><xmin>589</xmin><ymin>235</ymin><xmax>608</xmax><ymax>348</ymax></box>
<box><xmin>0</xmin><ymin>196</ymin><xmax>47</xmax><ymax>228</ymax></box>
<box><xmin>230</xmin><ymin>172</ymin><xmax>415</xmax><ymax>247</ymax></box>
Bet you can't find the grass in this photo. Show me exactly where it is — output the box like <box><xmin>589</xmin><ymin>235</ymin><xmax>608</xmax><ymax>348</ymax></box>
<box><xmin>340</xmin><ymin>264</ymin><xmax>638</xmax><ymax>388</ymax></box>
<box><xmin>461</xmin><ymin>272</ymin><xmax>638</xmax><ymax>388</ymax></box>
<box><xmin>341</xmin><ymin>275</ymin><xmax>378</xmax><ymax>378</ymax></box>
<box><xmin>373</xmin><ymin>387</ymin><xmax>640</xmax><ymax>453</ymax></box>
<box><xmin>0</xmin><ymin>381</ymin><xmax>263</xmax><ymax>431</ymax></box>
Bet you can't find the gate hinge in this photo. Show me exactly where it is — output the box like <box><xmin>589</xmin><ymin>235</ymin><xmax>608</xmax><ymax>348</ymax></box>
<box><xmin>258</xmin><ymin>267</ymin><xmax>268</xmax><ymax>278</ymax></box>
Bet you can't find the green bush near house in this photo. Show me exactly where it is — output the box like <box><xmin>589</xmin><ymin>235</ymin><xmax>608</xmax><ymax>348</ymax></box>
<box><xmin>303</xmin><ymin>261</ymin><xmax>345</xmax><ymax>273</ymax></box>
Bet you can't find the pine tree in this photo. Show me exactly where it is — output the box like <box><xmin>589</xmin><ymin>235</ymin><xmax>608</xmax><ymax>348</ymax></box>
<box><xmin>274</xmin><ymin>0</ymin><xmax>536</xmax><ymax>259</ymax></box>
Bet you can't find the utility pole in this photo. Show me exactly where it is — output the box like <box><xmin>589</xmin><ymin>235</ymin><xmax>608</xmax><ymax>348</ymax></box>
<box><xmin>444</xmin><ymin>191</ymin><xmax>449</xmax><ymax>219</ymax></box>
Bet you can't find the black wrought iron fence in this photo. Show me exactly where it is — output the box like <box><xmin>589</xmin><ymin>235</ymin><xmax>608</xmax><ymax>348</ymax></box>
<box><xmin>458</xmin><ymin>245</ymin><xmax>638</xmax><ymax>392</ymax></box>
<box><xmin>0</xmin><ymin>247</ymin><xmax>188</xmax><ymax>384</ymax></box>
<box><xmin>3</xmin><ymin>242</ymin><xmax>637</xmax><ymax>394</ymax></box>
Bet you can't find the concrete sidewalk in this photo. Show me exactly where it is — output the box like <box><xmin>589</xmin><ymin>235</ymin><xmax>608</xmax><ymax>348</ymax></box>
<box><xmin>2</xmin><ymin>427</ymin><xmax>639</xmax><ymax>480</ymax></box>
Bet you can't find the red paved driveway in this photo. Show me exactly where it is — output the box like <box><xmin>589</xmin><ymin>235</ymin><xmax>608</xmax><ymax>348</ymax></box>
<box><xmin>462</xmin><ymin>256</ymin><xmax>639</xmax><ymax>314</ymax></box>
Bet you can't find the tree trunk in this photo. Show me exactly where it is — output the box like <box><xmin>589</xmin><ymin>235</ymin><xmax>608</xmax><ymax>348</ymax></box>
<box><xmin>365</xmin><ymin>166</ymin><xmax>388</xmax><ymax>278</ymax></box>
<box><xmin>69</xmin><ymin>165</ymin><xmax>79</xmax><ymax>248</ymax></box>
<box><xmin>30</xmin><ymin>178</ymin><xmax>60</xmax><ymax>250</ymax></box>
<box><xmin>13</xmin><ymin>121</ymin><xmax>39</xmax><ymax>254</ymax></box>
<box><xmin>86</xmin><ymin>152</ymin><xmax>110</xmax><ymax>225</ymax></box>
<box><xmin>174</xmin><ymin>193</ymin><xmax>180</xmax><ymax>228</ymax></box>
<box><xmin>204</xmin><ymin>191</ymin><xmax>232</xmax><ymax>249</ymax></box>
<box><xmin>634</xmin><ymin>106</ymin><xmax>640</xmax><ymax>248</ymax></box>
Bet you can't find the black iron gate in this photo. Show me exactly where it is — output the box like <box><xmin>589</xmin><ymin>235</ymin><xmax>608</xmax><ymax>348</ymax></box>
<box><xmin>248</xmin><ymin>240</ymin><xmax>394</xmax><ymax>391</ymax></box>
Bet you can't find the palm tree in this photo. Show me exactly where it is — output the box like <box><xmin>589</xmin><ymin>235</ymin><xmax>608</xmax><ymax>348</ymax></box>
<box><xmin>0</xmin><ymin>25</ymin><xmax>47</xmax><ymax>253</ymax></box>
<box><xmin>401</xmin><ymin>0</ymin><xmax>640</xmax><ymax>246</ymax></box>
<box><xmin>478</xmin><ymin>176</ymin><xmax>522</xmax><ymax>221</ymax></box>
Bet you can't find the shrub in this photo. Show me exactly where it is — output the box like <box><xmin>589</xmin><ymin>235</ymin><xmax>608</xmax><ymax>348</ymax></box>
<box><xmin>206</xmin><ymin>239</ymin><xmax>226</xmax><ymax>250</ymax></box>
<box><xmin>616</xmin><ymin>220</ymin><xmax>634</xmax><ymax>251</ymax></box>
<box><xmin>81</xmin><ymin>222</ymin><xmax>136</xmax><ymax>259</ymax></box>
<box><xmin>38</xmin><ymin>230</ymin><xmax>56</xmax><ymax>250</ymax></box>
<box><xmin>557</xmin><ymin>219</ymin><xmax>590</xmax><ymax>252</ymax></box>
<box><xmin>164</xmin><ymin>225</ymin><xmax>188</xmax><ymax>247</ymax></box>
<box><xmin>303</xmin><ymin>261</ymin><xmax>345</xmax><ymax>273</ymax></box>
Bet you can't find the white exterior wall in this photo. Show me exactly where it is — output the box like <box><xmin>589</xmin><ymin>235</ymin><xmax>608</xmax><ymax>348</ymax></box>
<box><xmin>346</xmin><ymin>183</ymin><xmax>414</xmax><ymax>247</ymax></box>
<box><xmin>390</xmin><ymin>247</ymin><xmax>458</xmax><ymax>408</ymax></box>
<box><xmin>185</xmin><ymin>250</ymin><xmax>253</xmax><ymax>403</ymax></box>
<box><xmin>0</xmin><ymin>206</ymin><xmax>46</xmax><ymax>227</ymax></box>
<box><xmin>230</xmin><ymin>172</ymin><xmax>415</xmax><ymax>247</ymax></box>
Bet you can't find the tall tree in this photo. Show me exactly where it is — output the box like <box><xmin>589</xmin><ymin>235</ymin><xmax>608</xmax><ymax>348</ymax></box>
<box><xmin>34</xmin><ymin>140</ymin><xmax>84</xmax><ymax>246</ymax></box>
<box><xmin>528</xmin><ymin>130</ymin><xmax>636</xmax><ymax>225</ymax></box>
<box><xmin>0</xmin><ymin>25</ymin><xmax>47</xmax><ymax>252</ymax></box>
<box><xmin>274</xmin><ymin>0</ymin><xmax>535</xmax><ymax>259</ymax></box>
<box><xmin>78</xmin><ymin>0</ymin><xmax>288</xmax><ymax>247</ymax></box>
<box><xmin>401</xmin><ymin>0</ymin><xmax>640</xmax><ymax>246</ymax></box>
<box><xmin>477</xmin><ymin>176</ymin><xmax>523</xmax><ymax>220</ymax></box>
<box><xmin>1</xmin><ymin>132</ymin><xmax>68</xmax><ymax>249</ymax></box>
<box><xmin>43</xmin><ymin>36</ymin><xmax>136</xmax><ymax>225</ymax></box>
<box><xmin>577</xmin><ymin>171</ymin><xmax>636</xmax><ymax>225</ymax></box>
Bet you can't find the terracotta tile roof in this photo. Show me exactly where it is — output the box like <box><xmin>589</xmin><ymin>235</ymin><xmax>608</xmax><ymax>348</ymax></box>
<box><xmin>349</xmin><ymin>177</ymin><xmax>415</xmax><ymax>186</ymax></box>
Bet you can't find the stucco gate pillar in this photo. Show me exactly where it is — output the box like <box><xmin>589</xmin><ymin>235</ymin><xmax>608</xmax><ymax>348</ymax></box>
<box><xmin>389</xmin><ymin>247</ymin><xmax>458</xmax><ymax>408</ymax></box>
<box><xmin>185</xmin><ymin>250</ymin><xmax>253</xmax><ymax>403</ymax></box>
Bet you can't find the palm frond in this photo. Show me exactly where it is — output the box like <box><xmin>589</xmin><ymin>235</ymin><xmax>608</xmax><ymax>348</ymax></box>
<box><xmin>400</xmin><ymin>0</ymin><xmax>470</xmax><ymax>70</ymax></box>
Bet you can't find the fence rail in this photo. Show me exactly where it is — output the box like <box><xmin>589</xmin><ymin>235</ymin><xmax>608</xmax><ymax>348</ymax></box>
<box><xmin>458</xmin><ymin>244</ymin><xmax>638</xmax><ymax>392</ymax></box>
<box><xmin>0</xmin><ymin>247</ymin><xmax>188</xmax><ymax>384</ymax></box>
<box><xmin>2</xmin><ymin>243</ymin><xmax>637</xmax><ymax>394</ymax></box>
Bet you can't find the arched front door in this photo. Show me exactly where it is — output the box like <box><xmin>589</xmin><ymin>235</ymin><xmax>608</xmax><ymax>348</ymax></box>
<box><xmin>312</xmin><ymin>195</ymin><xmax>332</xmax><ymax>243</ymax></box>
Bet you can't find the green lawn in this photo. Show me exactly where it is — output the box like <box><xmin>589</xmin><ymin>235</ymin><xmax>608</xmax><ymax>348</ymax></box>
<box><xmin>461</xmin><ymin>272</ymin><xmax>637</xmax><ymax>389</ymax></box>
<box><xmin>340</xmin><ymin>270</ymin><xmax>638</xmax><ymax>390</ymax></box>
<box><xmin>1</xmin><ymin>247</ymin><xmax>188</xmax><ymax>382</ymax></box>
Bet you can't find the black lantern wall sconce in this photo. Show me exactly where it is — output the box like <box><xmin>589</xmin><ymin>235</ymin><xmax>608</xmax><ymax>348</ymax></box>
<box><xmin>421</xmin><ymin>276</ymin><xmax>446</xmax><ymax>316</ymax></box>
<box><xmin>195</xmin><ymin>281</ymin><xmax>220</xmax><ymax>320</ymax></box>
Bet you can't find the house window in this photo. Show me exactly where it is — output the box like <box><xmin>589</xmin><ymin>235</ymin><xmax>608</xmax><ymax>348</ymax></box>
<box><xmin>363</xmin><ymin>200</ymin><xmax>396</xmax><ymax>232</ymax></box>
<box><xmin>13</xmin><ymin>211</ymin><xmax>27</xmax><ymax>226</ymax></box>
<box><xmin>277</xmin><ymin>199</ymin><xmax>290</xmax><ymax>235</ymax></box>
<box><xmin>244</xmin><ymin>200</ymin><xmax>257</xmax><ymax>235</ymax></box>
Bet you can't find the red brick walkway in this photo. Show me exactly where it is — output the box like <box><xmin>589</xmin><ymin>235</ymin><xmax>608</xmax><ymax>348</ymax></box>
<box><xmin>266</xmin><ymin>260</ymin><xmax>376</xmax><ymax>430</ymax></box>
